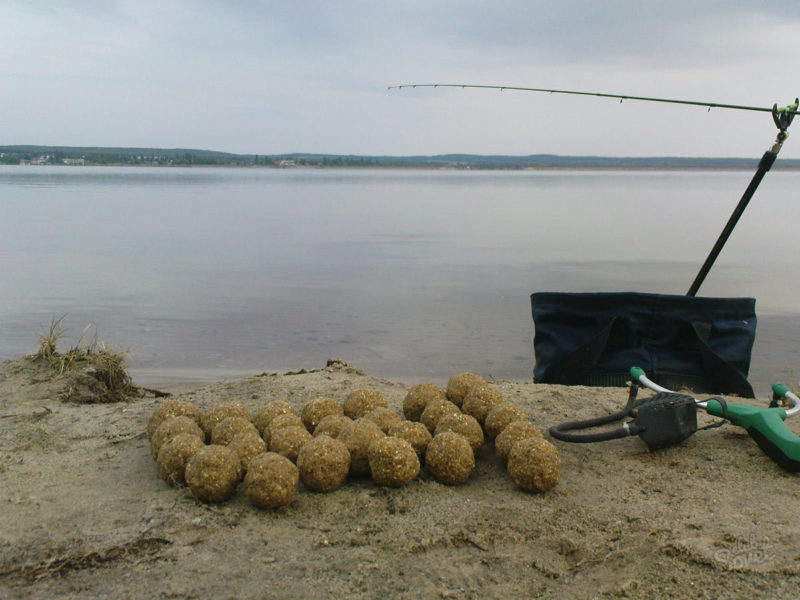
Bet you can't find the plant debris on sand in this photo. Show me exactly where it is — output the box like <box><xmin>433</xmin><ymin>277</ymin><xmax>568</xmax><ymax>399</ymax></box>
<box><xmin>24</xmin><ymin>316</ymin><xmax>165</xmax><ymax>403</ymax></box>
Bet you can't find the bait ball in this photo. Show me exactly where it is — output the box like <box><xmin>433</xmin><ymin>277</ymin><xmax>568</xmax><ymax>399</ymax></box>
<box><xmin>446</xmin><ymin>372</ymin><xmax>487</xmax><ymax>408</ymax></box>
<box><xmin>495</xmin><ymin>421</ymin><xmax>543</xmax><ymax>464</ymax></box>
<box><xmin>147</xmin><ymin>399</ymin><xmax>202</xmax><ymax>440</ymax></box>
<box><xmin>266</xmin><ymin>414</ymin><xmax>306</xmax><ymax>439</ymax></box>
<box><xmin>462</xmin><ymin>385</ymin><xmax>504</xmax><ymax>427</ymax></box>
<box><xmin>425</xmin><ymin>431</ymin><xmax>475</xmax><ymax>485</ymax></box>
<box><xmin>156</xmin><ymin>433</ymin><xmax>205</xmax><ymax>486</ymax></box>
<box><xmin>185</xmin><ymin>444</ymin><xmax>242</xmax><ymax>503</ymax></box>
<box><xmin>388</xmin><ymin>421</ymin><xmax>432</xmax><ymax>460</ymax></box>
<box><xmin>337</xmin><ymin>418</ymin><xmax>385</xmax><ymax>477</ymax></box>
<box><xmin>484</xmin><ymin>403</ymin><xmax>527</xmax><ymax>442</ymax></box>
<box><xmin>244</xmin><ymin>452</ymin><xmax>299</xmax><ymax>509</ymax></box>
<box><xmin>434</xmin><ymin>413</ymin><xmax>484</xmax><ymax>453</ymax></box>
<box><xmin>420</xmin><ymin>399</ymin><xmax>461</xmax><ymax>434</ymax></box>
<box><xmin>507</xmin><ymin>437</ymin><xmax>561</xmax><ymax>492</ymax></box>
<box><xmin>253</xmin><ymin>400</ymin><xmax>298</xmax><ymax>435</ymax></box>
<box><xmin>343</xmin><ymin>389</ymin><xmax>387</xmax><ymax>420</ymax></box>
<box><xmin>313</xmin><ymin>414</ymin><xmax>353</xmax><ymax>438</ymax></box>
<box><xmin>403</xmin><ymin>383</ymin><xmax>447</xmax><ymax>421</ymax></box>
<box><xmin>228</xmin><ymin>429</ymin><xmax>268</xmax><ymax>472</ymax></box>
<box><xmin>364</xmin><ymin>407</ymin><xmax>403</xmax><ymax>434</ymax></box>
<box><xmin>201</xmin><ymin>401</ymin><xmax>251</xmax><ymax>439</ymax></box>
<box><xmin>269</xmin><ymin>425</ymin><xmax>312</xmax><ymax>463</ymax></box>
<box><xmin>296</xmin><ymin>434</ymin><xmax>351</xmax><ymax>492</ymax></box>
<box><xmin>151</xmin><ymin>415</ymin><xmax>204</xmax><ymax>459</ymax></box>
<box><xmin>368</xmin><ymin>436</ymin><xmax>420</xmax><ymax>487</ymax></box>
<box><xmin>301</xmin><ymin>396</ymin><xmax>343</xmax><ymax>433</ymax></box>
<box><xmin>210</xmin><ymin>416</ymin><xmax>258</xmax><ymax>446</ymax></box>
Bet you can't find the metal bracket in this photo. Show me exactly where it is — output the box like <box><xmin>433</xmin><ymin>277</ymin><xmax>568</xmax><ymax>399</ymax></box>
<box><xmin>772</xmin><ymin>99</ymin><xmax>798</xmax><ymax>132</ymax></box>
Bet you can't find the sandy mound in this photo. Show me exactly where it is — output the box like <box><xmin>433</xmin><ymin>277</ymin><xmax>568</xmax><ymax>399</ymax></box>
<box><xmin>1</xmin><ymin>357</ymin><xmax>798</xmax><ymax>599</ymax></box>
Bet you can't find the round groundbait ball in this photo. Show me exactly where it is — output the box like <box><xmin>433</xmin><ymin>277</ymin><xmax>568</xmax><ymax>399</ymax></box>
<box><xmin>507</xmin><ymin>437</ymin><xmax>561</xmax><ymax>493</ymax></box>
<box><xmin>253</xmin><ymin>400</ymin><xmax>298</xmax><ymax>435</ymax></box>
<box><xmin>156</xmin><ymin>433</ymin><xmax>205</xmax><ymax>486</ymax></box>
<box><xmin>210</xmin><ymin>416</ymin><xmax>258</xmax><ymax>446</ymax></box>
<box><xmin>343</xmin><ymin>389</ymin><xmax>387</xmax><ymax>420</ymax></box>
<box><xmin>388</xmin><ymin>421</ymin><xmax>432</xmax><ymax>460</ymax></box>
<box><xmin>147</xmin><ymin>399</ymin><xmax>203</xmax><ymax>440</ymax></box>
<box><xmin>495</xmin><ymin>421</ymin><xmax>544</xmax><ymax>464</ymax></box>
<box><xmin>434</xmin><ymin>413</ymin><xmax>484</xmax><ymax>453</ymax></box>
<box><xmin>446</xmin><ymin>372</ymin><xmax>487</xmax><ymax>408</ymax></box>
<box><xmin>151</xmin><ymin>415</ymin><xmax>204</xmax><ymax>459</ymax></box>
<box><xmin>461</xmin><ymin>385</ymin><xmax>504</xmax><ymax>427</ymax></box>
<box><xmin>228</xmin><ymin>429</ymin><xmax>268</xmax><ymax>472</ymax></box>
<box><xmin>266</xmin><ymin>414</ymin><xmax>306</xmax><ymax>439</ymax></box>
<box><xmin>425</xmin><ymin>431</ymin><xmax>475</xmax><ymax>486</ymax></box>
<box><xmin>402</xmin><ymin>383</ymin><xmax>447</xmax><ymax>421</ymax></box>
<box><xmin>313</xmin><ymin>414</ymin><xmax>352</xmax><ymax>438</ymax></box>
<box><xmin>201</xmin><ymin>402</ymin><xmax>251</xmax><ymax>439</ymax></box>
<box><xmin>368</xmin><ymin>437</ymin><xmax>420</xmax><ymax>487</ymax></box>
<box><xmin>337</xmin><ymin>418</ymin><xmax>385</xmax><ymax>477</ymax></box>
<box><xmin>296</xmin><ymin>434</ymin><xmax>351</xmax><ymax>492</ymax></box>
<box><xmin>484</xmin><ymin>403</ymin><xmax>528</xmax><ymax>442</ymax></box>
<box><xmin>301</xmin><ymin>396</ymin><xmax>343</xmax><ymax>432</ymax></box>
<box><xmin>364</xmin><ymin>407</ymin><xmax>403</xmax><ymax>434</ymax></box>
<box><xmin>420</xmin><ymin>399</ymin><xmax>461</xmax><ymax>434</ymax></box>
<box><xmin>244</xmin><ymin>452</ymin><xmax>299</xmax><ymax>509</ymax></box>
<box><xmin>269</xmin><ymin>425</ymin><xmax>312</xmax><ymax>462</ymax></box>
<box><xmin>185</xmin><ymin>444</ymin><xmax>242</xmax><ymax>503</ymax></box>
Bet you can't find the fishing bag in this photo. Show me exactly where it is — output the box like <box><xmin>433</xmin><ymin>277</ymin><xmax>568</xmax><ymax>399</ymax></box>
<box><xmin>531</xmin><ymin>292</ymin><xmax>756</xmax><ymax>397</ymax></box>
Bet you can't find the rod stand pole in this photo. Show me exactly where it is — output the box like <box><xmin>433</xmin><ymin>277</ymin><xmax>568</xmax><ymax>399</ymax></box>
<box><xmin>686</xmin><ymin>131</ymin><xmax>787</xmax><ymax>297</ymax></box>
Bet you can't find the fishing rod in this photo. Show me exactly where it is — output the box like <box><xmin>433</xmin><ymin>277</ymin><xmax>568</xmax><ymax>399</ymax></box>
<box><xmin>388</xmin><ymin>83</ymin><xmax>800</xmax><ymax>119</ymax></box>
<box><xmin>391</xmin><ymin>83</ymin><xmax>799</xmax><ymax>296</ymax></box>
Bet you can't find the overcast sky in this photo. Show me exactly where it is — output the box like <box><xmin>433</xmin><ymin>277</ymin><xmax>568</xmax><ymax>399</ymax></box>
<box><xmin>4</xmin><ymin>1</ymin><xmax>800</xmax><ymax>157</ymax></box>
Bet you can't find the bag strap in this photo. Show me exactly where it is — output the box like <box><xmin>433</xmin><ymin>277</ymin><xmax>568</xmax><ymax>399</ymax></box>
<box><xmin>688</xmin><ymin>321</ymin><xmax>755</xmax><ymax>398</ymax></box>
<box><xmin>536</xmin><ymin>316</ymin><xmax>619</xmax><ymax>384</ymax></box>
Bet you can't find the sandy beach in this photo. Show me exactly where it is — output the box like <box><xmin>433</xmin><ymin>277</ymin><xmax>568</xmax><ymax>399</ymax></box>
<box><xmin>1</xmin><ymin>356</ymin><xmax>798</xmax><ymax>599</ymax></box>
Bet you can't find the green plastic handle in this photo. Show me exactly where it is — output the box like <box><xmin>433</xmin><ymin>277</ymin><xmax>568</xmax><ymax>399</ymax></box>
<box><xmin>705</xmin><ymin>400</ymin><xmax>800</xmax><ymax>471</ymax></box>
<box><xmin>772</xmin><ymin>383</ymin><xmax>791</xmax><ymax>398</ymax></box>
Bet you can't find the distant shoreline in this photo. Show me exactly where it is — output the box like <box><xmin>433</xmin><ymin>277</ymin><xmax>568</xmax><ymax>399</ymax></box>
<box><xmin>3</xmin><ymin>145</ymin><xmax>800</xmax><ymax>170</ymax></box>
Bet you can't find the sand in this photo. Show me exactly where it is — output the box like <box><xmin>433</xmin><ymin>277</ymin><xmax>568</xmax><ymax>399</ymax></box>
<box><xmin>1</xmin><ymin>356</ymin><xmax>799</xmax><ymax>599</ymax></box>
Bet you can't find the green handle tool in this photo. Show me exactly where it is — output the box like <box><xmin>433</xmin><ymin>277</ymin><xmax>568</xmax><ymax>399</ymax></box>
<box><xmin>630</xmin><ymin>367</ymin><xmax>800</xmax><ymax>472</ymax></box>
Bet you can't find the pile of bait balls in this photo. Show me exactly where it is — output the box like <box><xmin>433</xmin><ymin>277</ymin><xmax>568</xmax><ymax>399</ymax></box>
<box><xmin>147</xmin><ymin>372</ymin><xmax>560</xmax><ymax>510</ymax></box>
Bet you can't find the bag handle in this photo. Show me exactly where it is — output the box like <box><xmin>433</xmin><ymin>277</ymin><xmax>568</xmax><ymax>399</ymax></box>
<box><xmin>535</xmin><ymin>316</ymin><xmax>620</xmax><ymax>384</ymax></box>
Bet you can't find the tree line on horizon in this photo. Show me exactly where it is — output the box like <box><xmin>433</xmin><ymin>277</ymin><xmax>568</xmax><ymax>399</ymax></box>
<box><xmin>2</xmin><ymin>145</ymin><xmax>798</xmax><ymax>169</ymax></box>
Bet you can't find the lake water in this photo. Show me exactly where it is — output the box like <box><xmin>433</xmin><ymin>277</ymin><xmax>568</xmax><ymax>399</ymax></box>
<box><xmin>1</xmin><ymin>165</ymin><xmax>799</xmax><ymax>394</ymax></box>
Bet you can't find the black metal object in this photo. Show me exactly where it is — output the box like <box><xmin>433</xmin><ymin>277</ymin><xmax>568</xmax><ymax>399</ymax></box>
<box><xmin>687</xmin><ymin>100</ymin><xmax>797</xmax><ymax>296</ymax></box>
<box><xmin>549</xmin><ymin>385</ymin><xmax>701</xmax><ymax>452</ymax></box>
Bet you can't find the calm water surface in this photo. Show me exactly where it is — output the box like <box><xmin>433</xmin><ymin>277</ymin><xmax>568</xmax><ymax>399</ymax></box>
<box><xmin>1</xmin><ymin>165</ymin><xmax>799</xmax><ymax>393</ymax></box>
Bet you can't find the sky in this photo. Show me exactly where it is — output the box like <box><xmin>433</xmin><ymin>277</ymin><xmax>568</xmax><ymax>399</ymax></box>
<box><xmin>3</xmin><ymin>0</ymin><xmax>800</xmax><ymax>157</ymax></box>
